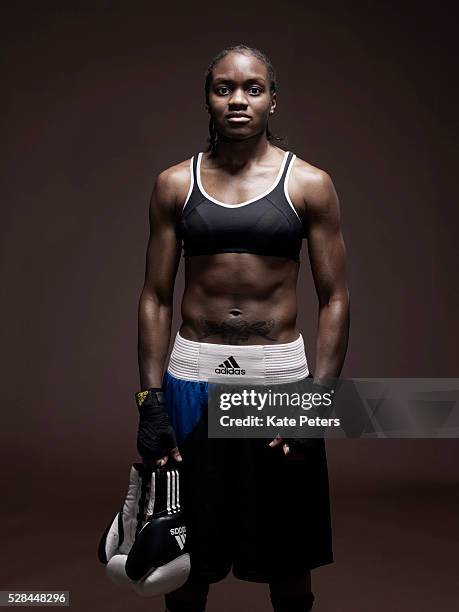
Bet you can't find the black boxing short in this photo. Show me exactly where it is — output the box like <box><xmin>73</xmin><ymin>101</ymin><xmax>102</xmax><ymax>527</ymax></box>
<box><xmin>162</xmin><ymin>332</ymin><xmax>334</xmax><ymax>584</ymax></box>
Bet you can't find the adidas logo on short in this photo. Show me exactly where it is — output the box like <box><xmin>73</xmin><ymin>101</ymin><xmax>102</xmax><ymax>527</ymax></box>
<box><xmin>215</xmin><ymin>356</ymin><xmax>246</xmax><ymax>375</ymax></box>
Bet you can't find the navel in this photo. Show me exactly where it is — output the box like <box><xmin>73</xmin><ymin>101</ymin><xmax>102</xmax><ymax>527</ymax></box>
<box><xmin>229</xmin><ymin>308</ymin><xmax>243</xmax><ymax>317</ymax></box>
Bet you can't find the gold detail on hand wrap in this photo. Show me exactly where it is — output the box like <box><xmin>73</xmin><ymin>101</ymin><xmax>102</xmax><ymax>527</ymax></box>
<box><xmin>135</xmin><ymin>390</ymin><xmax>149</xmax><ymax>407</ymax></box>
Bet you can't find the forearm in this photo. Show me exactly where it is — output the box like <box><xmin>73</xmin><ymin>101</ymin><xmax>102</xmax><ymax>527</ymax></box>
<box><xmin>138</xmin><ymin>291</ymin><xmax>173</xmax><ymax>389</ymax></box>
<box><xmin>314</xmin><ymin>292</ymin><xmax>350</xmax><ymax>383</ymax></box>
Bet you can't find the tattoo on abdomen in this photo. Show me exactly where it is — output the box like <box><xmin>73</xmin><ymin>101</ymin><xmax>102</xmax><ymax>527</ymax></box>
<box><xmin>198</xmin><ymin>318</ymin><xmax>277</xmax><ymax>344</ymax></box>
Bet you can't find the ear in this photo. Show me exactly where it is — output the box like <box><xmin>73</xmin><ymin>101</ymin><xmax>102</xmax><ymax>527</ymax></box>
<box><xmin>269</xmin><ymin>92</ymin><xmax>277</xmax><ymax>115</ymax></box>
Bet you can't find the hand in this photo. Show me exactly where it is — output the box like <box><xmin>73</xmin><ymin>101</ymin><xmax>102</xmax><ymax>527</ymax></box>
<box><xmin>268</xmin><ymin>435</ymin><xmax>316</xmax><ymax>460</ymax></box>
<box><xmin>268</xmin><ymin>377</ymin><xmax>336</xmax><ymax>458</ymax></box>
<box><xmin>268</xmin><ymin>434</ymin><xmax>291</xmax><ymax>456</ymax></box>
<box><xmin>136</xmin><ymin>389</ymin><xmax>183</xmax><ymax>465</ymax></box>
<box><xmin>145</xmin><ymin>447</ymin><xmax>182</xmax><ymax>468</ymax></box>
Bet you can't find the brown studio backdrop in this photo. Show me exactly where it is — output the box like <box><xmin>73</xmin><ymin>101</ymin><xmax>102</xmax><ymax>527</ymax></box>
<box><xmin>1</xmin><ymin>2</ymin><xmax>458</xmax><ymax>611</ymax></box>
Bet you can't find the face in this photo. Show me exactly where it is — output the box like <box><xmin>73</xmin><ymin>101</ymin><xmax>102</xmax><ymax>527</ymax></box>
<box><xmin>207</xmin><ymin>52</ymin><xmax>276</xmax><ymax>141</ymax></box>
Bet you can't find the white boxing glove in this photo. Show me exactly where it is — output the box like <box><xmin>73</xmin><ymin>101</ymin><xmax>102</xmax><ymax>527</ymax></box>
<box><xmin>97</xmin><ymin>462</ymin><xmax>190</xmax><ymax>597</ymax></box>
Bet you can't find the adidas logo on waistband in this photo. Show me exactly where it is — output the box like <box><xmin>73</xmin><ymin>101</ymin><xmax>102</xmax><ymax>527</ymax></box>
<box><xmin>215</xmin><ymin>356</ymin><xmax>246</xmax><ymax>375</ymax></box>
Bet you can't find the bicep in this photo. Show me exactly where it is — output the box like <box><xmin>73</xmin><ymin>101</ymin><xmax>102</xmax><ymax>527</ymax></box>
<box><xmin>305</xmin><ymin>172</ymin><xmax>348</xmax><ymax>305</ymax></box>
<box><xmin>142</xmin><ymin>174</ymin><xmax>181</xmax><ymax>305</ymax></box>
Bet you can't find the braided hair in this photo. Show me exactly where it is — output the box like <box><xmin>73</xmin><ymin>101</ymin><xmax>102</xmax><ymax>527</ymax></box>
<box><xmin>204</xmin><ymin>44</ymin><xmax>285</xmax><ymax>156</ymax></box>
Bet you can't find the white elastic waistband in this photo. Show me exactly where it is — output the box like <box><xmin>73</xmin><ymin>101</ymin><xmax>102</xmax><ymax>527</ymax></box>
<box><xmin>167</xmin><ymin>332</ymin><xmax>309</xmax><ymax>384</ymax></box>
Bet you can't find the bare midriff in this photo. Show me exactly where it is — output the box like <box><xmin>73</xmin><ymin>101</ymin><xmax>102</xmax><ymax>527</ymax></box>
<box><xmin>180</xmin><ymin>253</ymin><xmax>301</xmax><ymax>345</ymax></box>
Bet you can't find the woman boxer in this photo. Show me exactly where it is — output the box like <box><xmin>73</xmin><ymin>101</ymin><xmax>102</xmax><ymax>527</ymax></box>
<box><xmin>136</xmin><ymin>44</ymin><xmax>350</xmax><ymax>612</ymax></box>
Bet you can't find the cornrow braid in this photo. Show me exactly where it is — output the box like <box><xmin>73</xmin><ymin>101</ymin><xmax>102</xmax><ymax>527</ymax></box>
<box><xmin>204</xmin><ymin>44</ymin><xmax>286</xmax><ymax>157</ymax></box>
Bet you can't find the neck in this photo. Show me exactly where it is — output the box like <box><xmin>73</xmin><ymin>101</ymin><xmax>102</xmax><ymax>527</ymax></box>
<box><xmin>213</xmin><ymin>129</ymin><xmax>271</xmax><ymax>167</ymax></box>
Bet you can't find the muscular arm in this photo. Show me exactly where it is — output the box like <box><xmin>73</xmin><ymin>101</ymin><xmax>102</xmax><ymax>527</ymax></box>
<box><xmin>305</xmin><ymin>170</ymin><xmax>350</xmax><ymax>383</ymax></box>
<box><xmin>138</xmin><ymin>169</ymin><xmax>182</xmax><ymax>389</ymax></box>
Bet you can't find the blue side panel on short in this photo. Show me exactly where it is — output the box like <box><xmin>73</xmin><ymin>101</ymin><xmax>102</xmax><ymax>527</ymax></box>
<box><xmin>162</xmin><ymin>370</ymin><xmax>209</xmax><ymax>445</ymax></box>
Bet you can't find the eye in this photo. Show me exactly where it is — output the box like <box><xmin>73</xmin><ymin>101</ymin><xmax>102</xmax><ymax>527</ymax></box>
<box><xmin>248</xmin><ymin>86</ymin><xmax>262</xmax><ymax>96</ymax></box>
<box><xmin>216</xmin><ymin>85</ymin><xmax>230</xmax><ymax>95</ymax></box>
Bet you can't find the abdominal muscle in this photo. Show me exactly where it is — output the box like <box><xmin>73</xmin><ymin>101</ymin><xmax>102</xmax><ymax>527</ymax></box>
<box><xmin>180</xmin><ymin>253</ymin><xmax>301</xmax><ymax>345</ymax></box>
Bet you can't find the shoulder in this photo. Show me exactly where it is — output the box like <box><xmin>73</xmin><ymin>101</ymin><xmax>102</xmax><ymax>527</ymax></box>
<box><xmin>155</xmin><ymin>157</ymin><xmax>193</xmax><ymax>202</ymax></box>
<box><xmin>151</xmin><ymin>157</ymin><xmax>194</xmax><ymax>215</ymax></box>
<box><xmin>288</xmin><ymin>154</ymin><xmax>339</xmax><ymax>219</ymax></box>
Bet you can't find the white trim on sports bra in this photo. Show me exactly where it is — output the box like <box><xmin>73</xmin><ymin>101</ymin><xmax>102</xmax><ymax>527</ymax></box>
<box><xmin>182</xmin><ymin>157</ymin><xmax>195</xmax><ymax>210</ymax></box>
<box><xmin>196</xmin><ymin>150</ymin><xmax>289</xmax><ymax>208</ymax></box>
<box><xmin>283</xmin><ymin>153</ymin><xmax>301</xmax><ymax>221</ymax></box>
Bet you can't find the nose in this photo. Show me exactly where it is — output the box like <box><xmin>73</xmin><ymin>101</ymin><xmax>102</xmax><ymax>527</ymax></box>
<box><xmin>228</xmin><ymin>87</ymin><xmax>248</xmax><ymax>107</ymax></box>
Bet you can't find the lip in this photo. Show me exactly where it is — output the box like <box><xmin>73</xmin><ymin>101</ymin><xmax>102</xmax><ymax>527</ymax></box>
<box><xmin>226</xmin><ymin>114</ymin><xmax>251</xmax><ymax>123</ymax></box>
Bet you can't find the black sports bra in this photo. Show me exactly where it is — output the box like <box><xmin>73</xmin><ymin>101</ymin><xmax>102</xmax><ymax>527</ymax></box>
<box><xmin>179</xmin><ymin>150</ymin><xmax>306</xmax><ymax>261</ymax></box>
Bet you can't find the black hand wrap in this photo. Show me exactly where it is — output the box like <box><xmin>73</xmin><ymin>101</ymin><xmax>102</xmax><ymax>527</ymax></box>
<box><xmin>282</xmin><ymin>380</ymin><xmax>336</xmax><ymax>455</ymax></box>
<box><xmin>136</xmin><ymin>388</ymin><xmax>178</xmax><ymax>461</ymax></box>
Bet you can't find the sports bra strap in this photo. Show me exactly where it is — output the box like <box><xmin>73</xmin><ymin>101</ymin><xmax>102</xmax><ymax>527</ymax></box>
<box><xmin>280</xmin><ymin>151</ymin><xmax>294</xmax><ymax>184</ymax></box>
<box><xmin>193</xmin><ymin>150</ymin><xmax>293</xmax><ymax>184</ymax></box>
<box><xmin>191</xmin><ymin>153</ymin><xmax>199</xmax><ymax>183</ymax></box>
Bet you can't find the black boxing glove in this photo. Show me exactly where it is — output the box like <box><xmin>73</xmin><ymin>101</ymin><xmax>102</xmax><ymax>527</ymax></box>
<box><xmin>136</xmin><ymin>388</ymin><xmax>178</xmax><ymax>462</ymax></box>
